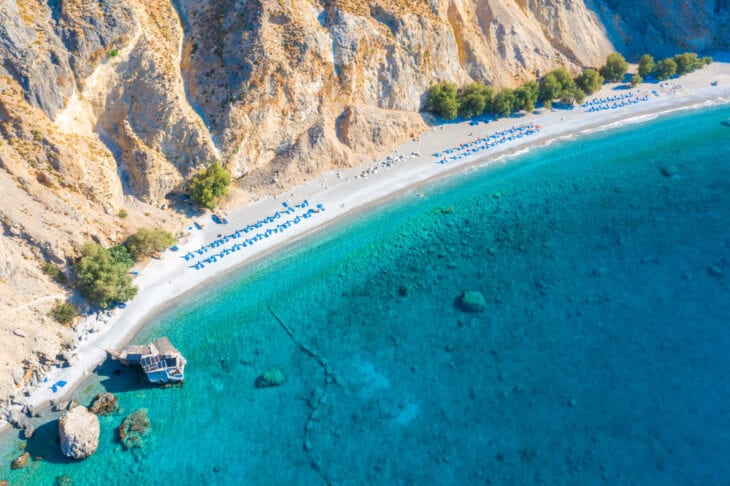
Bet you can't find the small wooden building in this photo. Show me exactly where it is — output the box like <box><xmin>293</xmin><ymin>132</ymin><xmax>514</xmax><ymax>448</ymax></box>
<box><xmin>118</xmin><ymin>337</ymin><xmax>186</xmax><ymax>384</ymax></box>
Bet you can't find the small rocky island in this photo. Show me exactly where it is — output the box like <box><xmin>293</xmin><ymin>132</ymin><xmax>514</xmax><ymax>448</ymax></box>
<box><xmin>115</xmin><ymin>337</ymin><xmax>186</xmax><ymax>384</ymax></box>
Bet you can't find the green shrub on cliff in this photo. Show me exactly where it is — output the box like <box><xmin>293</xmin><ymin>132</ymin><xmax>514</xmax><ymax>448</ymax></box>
<box><xmin>189</xmin><ymin>162</ymin><xmax>232</xmax><ymax>210</ymax></box>
<box><xmin>42</xmin><ymin>262</ymin><xmax>67</xmax><ymax>284</ymax></box>
<box><xmin>125</xmin><ymin>229</ymin><xmax>175</xmax><ymax>261</ymax></box>
<box><xmin>52</xmin><ymin>301</ymin><xmax>77</xmax><ymax>325</ymax></box>
<box><xmin>75</xmin><ymin>243</ymin><xmax>137</xmax><ymax>308</ymax></box>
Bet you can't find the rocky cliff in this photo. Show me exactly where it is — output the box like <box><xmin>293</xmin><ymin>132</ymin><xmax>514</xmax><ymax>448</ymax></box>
<box><xmin>0</xmin><ymin>0</ymin><xmax>727</xmax><ymax>404</ymax></box>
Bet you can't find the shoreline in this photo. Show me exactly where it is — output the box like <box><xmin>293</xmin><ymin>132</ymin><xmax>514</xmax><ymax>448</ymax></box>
<box><xmin>2</xmin><ymin>62</ymin><xmax>729</xmax><ymax>435</ymax></box>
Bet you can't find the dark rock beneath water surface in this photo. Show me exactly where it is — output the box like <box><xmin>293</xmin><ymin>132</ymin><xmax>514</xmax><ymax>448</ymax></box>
<box><xmin>11</xmin><ymin>451</ymin><xmax>30</xmax><ymax>469</ymax></box>
<box><xmin>55</xmin><ymin>475</ymin><xmax>73</xmax><ymax>486</ymax></box>
<box><xmin>255</xmin><ymin>368</ymin><xmax>285</xmax><ymax>388</ymax></box>
<box><xmin>118</xmin><ymin>409</ymin><xmax>151</xmax><ymax>449</ymax></box>
<box><xmin>458</xmin><ymin>291</ymin><xmax>486</xmax><ymax>312</ymax></box>
<box><xmin>89</xmin><ymin>393</ymin><xmax>118</xmax><ymax>415</ymax></box>
<box><xmin>660</xmin><ymin>165</ymin><xmax>678</xmax><ymax>177</ymax></box>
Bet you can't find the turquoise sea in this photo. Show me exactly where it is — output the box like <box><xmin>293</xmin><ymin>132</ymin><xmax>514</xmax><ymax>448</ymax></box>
<box><xmin>2</xmin><ymin>105</ymin><xmax>730</xmax><ymax>485</ymax></box>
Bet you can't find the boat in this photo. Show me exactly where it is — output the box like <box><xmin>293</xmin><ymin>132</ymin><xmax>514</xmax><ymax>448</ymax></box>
<box><xmin>115</xmin><ymin>337</ymin><xmax>186</xmax><ymax>384</ymax></box>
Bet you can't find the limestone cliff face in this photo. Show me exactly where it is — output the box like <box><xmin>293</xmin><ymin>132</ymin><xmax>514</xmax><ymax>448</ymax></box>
<box><xmin>177</xmin><ymin>0</ymin><xmax>615</xmax><ymax>183</ymax></box>
<box><xmin>0</xmin><ymin>0</ymin><xmax>727</xmax><ymax>403</ymax></box>
<box><xmin>588</xmin><ymin>0</ymin><xmax>730</xmax><ymax>57</ymax></box>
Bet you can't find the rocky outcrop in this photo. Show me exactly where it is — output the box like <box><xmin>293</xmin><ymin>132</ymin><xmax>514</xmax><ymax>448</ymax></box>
<box><xmin>458</xmin><ymin>291</ymin><xmax>487</xmax><ymax>313</ymax></box>
<box><xmin>59</xmin><ymin>406</ymin><xmax>100</xmax><ymax>459</ymax></box>
<box><xmin>89</xmin><ymin>392</ymin><xmax>118</xmax><ymax>415</ymax></box>
<box><xmin>10</xmin><ymin>451</ymin><xmax>30</xmax><ymax>469</ymax></box>
<box><xmin>255</xmin><ymin>368</ymin><xmax>286</xmax><ymax>388</ymax></box>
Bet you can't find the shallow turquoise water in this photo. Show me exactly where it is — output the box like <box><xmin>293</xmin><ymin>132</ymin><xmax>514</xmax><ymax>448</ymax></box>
<box><xmin>3</xmin><ymin>105</ymin><xmax>730</xmax><ymax>485</ymax></box>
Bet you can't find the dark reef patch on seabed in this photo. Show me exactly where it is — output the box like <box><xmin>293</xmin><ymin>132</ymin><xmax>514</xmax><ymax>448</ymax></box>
<box><xmin>2</xmin><ymin>105</ymin><xmax>730</xmax><ymax>484</ymax></box>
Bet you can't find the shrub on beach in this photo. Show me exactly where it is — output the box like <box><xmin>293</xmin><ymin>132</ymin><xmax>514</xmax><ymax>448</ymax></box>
<box><xmin>575</xmin><ymin>68</ymin><xmax>604</xmax><ymax>95</ymax></box>
<box><xmin>52</xmin><ymin>301</ymin><xmax>77</xmax><ymax>325</ymax></box>
<box><xmin>125</xmin><ymin>228</ymin><xmax>176</xmax><ymax>261</ymax></box>
<box><xmin>630</xmin><ymin>74</ymin><xmax>643</xmax><ymax>87</ymax></box>
<box><xmin>426</xmin><ymin>83</ymin><xmax>459</xmax><ymax>120</ymax></box>
<box><xmin>599</xmin><ymin>52</ymin><xmax>629</xmax><ymax>83</ymax></box>
<box><xmin>75</xmin><ymin>243</ymin><xmax>137</xmax><ymax>308</ymax></box>
<box><xmin>538</xmin><ymin>72</ymin><xmax>563</xmax><ymax>102</ymax></box>
<box><xmin>458</xmin><ymin>82</ymin><xmax>494</xmax><ymax>118</ymax></box>
<box><xmin>654</xmin><ymin>58</ymin><xmax>677</xmax><ymax>80</ymax></box>
<box><xmin>491</xmin><ymin>88</ymin><xmax>517</xmax><ymax>117</ymax></box>
<box><xmin>189</xmin><ymin>161</ymin><xmax>232</xmax><ymax>210</ymax></box>
<box><xmin>514</xmin><ymin>80</ymin><xmax>539</xmax><ymax>112</ymax></box>
<box><xmin>638</xmin><ymin>54</ymin><xmax>655</xmax><ymax>77</ymax></box>
<box><xmin>559</xmin><ymin>87</ymin><xmax>586</xmax><ymax>106</ymax></box>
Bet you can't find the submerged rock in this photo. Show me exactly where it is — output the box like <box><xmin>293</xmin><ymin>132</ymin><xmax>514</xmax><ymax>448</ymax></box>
<box><xmin>59</xmin><ymin>406</ymin><xmax>100</xmax><ymax>459</ymax></box>
<box><xmin>118</xmin><ymin>409</ymin><xmax>151</xmax><ymax>449</ymax></box>
<box><xmin>458</xmin><ymin>291</ymin><xmax>486</xmax><ymax>313</ymax></box>
<box><xmin>660</xmin><ymin>165</ymin><xmax>678</xmax><ymax>177</ymax></box>
<box><xmin>89</xmin><ymin>393</ymin><xmax>118</xmax><ymax>415</ymax></box>
<box><xmin>255</xmin><ymin>368</ymin><xmax>286</xmax><ymax>388</ymax></box>
<box><xmin>11</xmin><ymin>452</ymin><xmax>30</xmax><ymax>469</ymax></box>
<box><xmin>55</xmin><ymin>475</ymin><xmax>73</xmax><ymax>486</ymax></box>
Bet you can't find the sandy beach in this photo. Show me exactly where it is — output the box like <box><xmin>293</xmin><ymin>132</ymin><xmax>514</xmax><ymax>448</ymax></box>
<box><xmin>2</xmin><ymin>61</ymin><xmax>729</xmax><ymax>432</ymax></box>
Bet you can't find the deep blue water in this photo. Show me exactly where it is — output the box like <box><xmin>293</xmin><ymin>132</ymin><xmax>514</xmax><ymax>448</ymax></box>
<box><xmin>2</xmin><ymin>105</ymin><xmax>730</xmax><ymax>485</ymax></box>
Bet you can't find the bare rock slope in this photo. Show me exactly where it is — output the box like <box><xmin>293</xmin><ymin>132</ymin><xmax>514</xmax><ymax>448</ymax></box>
<box><xmin>0</xmin><ymin>0</ymin><xmax>728</xmax><ymax>405</ymax></box>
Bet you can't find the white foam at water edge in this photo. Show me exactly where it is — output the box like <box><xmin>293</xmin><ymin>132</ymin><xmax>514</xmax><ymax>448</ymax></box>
<box><xmin>581</xmin><ymin>113</ymin><xmax>660</xmax><ymax>135</ymax></box>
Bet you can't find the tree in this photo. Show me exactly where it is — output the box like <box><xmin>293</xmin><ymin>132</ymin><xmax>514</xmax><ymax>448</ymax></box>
<box><xmin>125</xmin><ymin>228</ymin><xmax>176</xmax><ymax>261</ymax></box>
<box><xmin>75</xmin><ymin>243</ymin><xmax>137</xmax><ymax>308</ymax></box>
<box><xmin>52</xmin><ymin>301</ymin><xmax>77</xmax><ymax>325</ymax></box>
<box><xmin>674</xmin><ymin>52</ymin><xmax>699</xmax><ymax>75</ymax></box>
<box><xmin>638</xmin><ymin>54</ymin><xmax>655</xmax><ymax>77</ymax></box>
<box><xmin>514</xmin><ymin>80</ymin><xmax>539</xmax><ymax>112</ymax></box>
<box><xmin>654</xmin><ymin>58</ymin><xmax>677</xmax><ymax>80</ymax></box>
<box><xmin>109</xmin><ymin>244</ymin><xmax>135</xmax><ymax>268</ymax></box>
<box><xmin>599</xmin><ymin>52</ymin><xmax>629</xmax><ymax>82</ymax></box>
<box><xmin>538</xmin><ymin>73</ymin><xmax>562</xmax><ymax>102</ymax></box>
<box><xmin>575</xmin><ymin>68</ymin><xmax>604</xmax><ymax>95</ymax></box>
<box><xmin>189</xmin><ymin>161</ymin><xmax>232</xmax><ymax>210</ymax></box>
<box><xmin>560</xmin><ymin>87</ymin><xmax>586</xmax><ymax>106</ymax></box>
<box><xmin>700</xmin><ymin>56</ymin><xmax>713</xmax><ymax>67</ymax></box>
<box><xmin>630</xmin><ymin>74</ymin><xmax>643</xmax><ymax>87</ymax></box>
<box><xmin>426</xmin><ymin>83</ymin><xmax>459</xmax><ymax>120</ymax></box>
<box><xmin>552</xmin><ymin>67</ymin><xmax>576</xmax><ymax>91</ymax></box>
<box><xmin>491</xmin><ymin>89</ymin><xmax>517</xmax><ymax>117</ymax></box>
<box><xmin>458</xmin><ymin>82</ymin><xmax>493</xmax><ymax>118</ymax></box>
